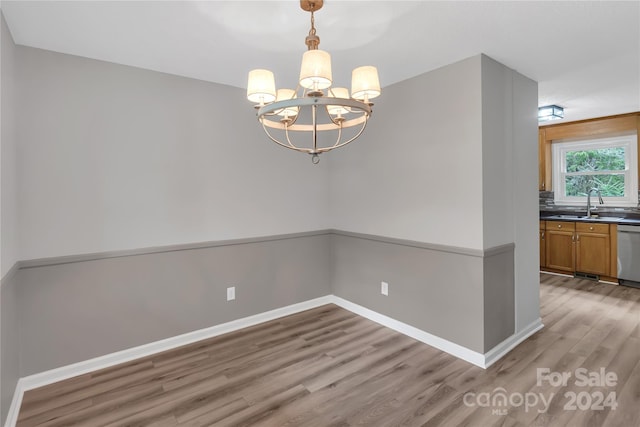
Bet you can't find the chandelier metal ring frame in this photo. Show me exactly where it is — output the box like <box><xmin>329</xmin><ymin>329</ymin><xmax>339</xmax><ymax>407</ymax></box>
<box><xmin>246</xmin><ymin>0</ymin><xmax>381</xmax><ymax>164</ymax></box>
<box><xmin>257</xmin><ymin>95</ymin><xmax>372</xmax><ymax>163</ymax></box>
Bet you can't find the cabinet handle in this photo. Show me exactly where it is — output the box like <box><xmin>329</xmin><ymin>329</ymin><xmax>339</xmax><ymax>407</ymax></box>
<box><xmin>558</xmin><ymin>224</ymin><xmax>562</xmax><ymax>228</ymax></box>
<box><xmin>589</xmin><ymin>226</ymin><xmax>594</xmax><ymax>231</ymax></box>
<box><xmin>541</xmin><ymin>232</ymin><xmax>545</xmax><ymax>239</ymax></box>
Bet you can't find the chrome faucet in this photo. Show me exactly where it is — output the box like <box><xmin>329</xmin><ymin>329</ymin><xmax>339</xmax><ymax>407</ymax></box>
<box><xmin>587</xmin><ymin>188</ymin><xmax>604</xmax><ymax>217</ymax></box>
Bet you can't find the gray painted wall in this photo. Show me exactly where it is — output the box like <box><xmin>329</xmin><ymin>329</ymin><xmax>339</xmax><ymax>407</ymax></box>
<box><xmin>1</xmin><ymin>39</ymin><xmax>332</xmax><ymax>424</ymax></box>
<box><xmin>328</xmin><ymin>55</ymin><xmax>484</xmax><ymax>249</ymax></box>
<box><xmin>479</xmin><ymin>55</ymin><xmax>539</xmax><ymax>335</ymax></box>
<box><xmin>331</xmin><ymin>232</ymin><xmax>487</xmax><ymax>352</ymax></box>
<box><xmin>15</xmin><ymin>45</ymin><xmax>331</xmax><ymax>261</ymax></box>
<box><xmin>1</xmin><ymin>10</ymin><xmax>20</xmax><ymax>425</ymax></box>
<box><xmin>14</xmin><ymin>230</ymin><xmax>513</xmax><ymax>378</ymax></box>
<box><xmin>18</xmin><ymin>233</ymin><xmax>332</xmax><ymax>376</ymax></box>
<box><xmin>481</xmin><ymin>55</ymin><xmax>515</xmax><ymax>249</ymax></box>
<box><xmin>1</xmin><ymin>11</ymin><xmax>18</xmax><ymax>277</ymax></box>
<box><xmin>511</xmin><ymin>70</ymin><xmax>541</xmax><ymax>331</ymax></box>
<box><xmin>329</xmin><ymin>55</ymin><xmax>537</xmax><ymax>351</ymax></box>
<box><xmin>483</xmin><ymin>248</ymin><xmax>515</xmax><ymax>350</ymax></box>
<box><xmin>0</xmin><ymin>272</ymin><xmax>18</xmax><ymax>425</ymax></box>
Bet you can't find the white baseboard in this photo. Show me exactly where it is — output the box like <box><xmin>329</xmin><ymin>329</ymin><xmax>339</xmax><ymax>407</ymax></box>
<box><xmin>539</xmin><ymin>270</ymin><xmax>573</xmax><ymax>278</ymax></box>
<box><xmin>483</xmin><ymin>317</ymin><xmax>544</xmax><ymax>368</ymax></box>
<box><xmin>541</xmin><ymin>270</ymin><xmax>619</xmax><ymax>286</ymax></box>
<box><xmin>330</xmin><ymin>296</ymin><xmax>487</xmax><ymax>368</ymax></box>
<box><xmin>4</xmin><ymin>296</ymin><xmax>540</xmax><ymax>427</ymax></box>
<box><xmin>331</xmin><ymin>297</ymin><xmax>544</xmax><ymax>370</ymax></box>
<box><xmin>4</xmin><ymin>379</ymin><xmax>25</xmax><ymax>427</ymax></box>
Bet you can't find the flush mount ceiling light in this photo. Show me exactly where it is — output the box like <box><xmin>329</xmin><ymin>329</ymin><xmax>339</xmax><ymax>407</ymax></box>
<box><xmin>538</xmin><ymin>105</ymin><xmax>564</xmax><ymax>122</ymax></box>
<box><xmin>246</xmin><ymin>0</ymin><xmax>381</xmax><ymax>164</ymax></box>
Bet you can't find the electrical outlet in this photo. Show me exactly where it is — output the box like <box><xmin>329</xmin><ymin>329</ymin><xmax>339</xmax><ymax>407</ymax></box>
<box><xmin>227</xmin><ymin>286</ymin><xmax>236</xmax><ymax>301</ymax></box>
<box><xmin>381</xmin><ymin>281</ymin><xmax>389</xmax><ymax>296</ymax></box>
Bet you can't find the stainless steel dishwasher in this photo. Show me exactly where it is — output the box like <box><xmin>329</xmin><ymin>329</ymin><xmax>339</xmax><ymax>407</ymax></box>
<box><xmin>618</xmin><ymin>225</ymin><xmax>640</xmax><ymax>288</ymax></box>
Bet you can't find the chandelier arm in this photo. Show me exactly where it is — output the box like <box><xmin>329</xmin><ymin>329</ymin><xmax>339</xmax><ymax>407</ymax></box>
<box><xmin>331</xmin><ymin>123</ymin><xmax>343</xmax><ymax>148</ymax></box>
<box><xmin>284</xmin><ymin>124</ymin><xmax>298</xmax><ymax>149</ymax></box>
<box><xmin>314</xmin><ymin>117</ymin><xmax>369</xmax><ymax>154</ymax></box>
<box><xmin>260</xmin><ymin>118</ymin><xmax>309</xmax><ymax>153</ymax></box>
<box><xmin>325</xmin><ymin>106</ymin><xmax>346</xmax><ymax>127</ymax></box>
<box><xmin>312</xmin><ymin>104</ymin><xmax>318</xmax><ymax>154</ymax></box>
<box><xmin>288</xmin><ymin>112</ymin><xmax>300</xmax><ymax>127</ymax></box>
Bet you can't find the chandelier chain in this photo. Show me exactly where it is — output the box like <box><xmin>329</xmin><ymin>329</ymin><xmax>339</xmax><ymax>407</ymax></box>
<box><xmin>305</xmin><ymin>9</ymin><xmax>319</xmax><ymax>50</ymax></box>
<box><xmin>309</xmin><ymin>10</ymin><xmax>316</xmax><ymax>36</ymax></box>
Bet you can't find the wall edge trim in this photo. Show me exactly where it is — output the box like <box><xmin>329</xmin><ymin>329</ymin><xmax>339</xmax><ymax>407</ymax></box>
<box><xmin>483</xmin><ymin>242</ymin><xmax>516</xmax><ymax>257</ymax></box>
<box><xmin>483</xmin><ymin>317</ymin><xmax>544</xmax><ymax>368</ymax></box>
<box><xmin>329</xmin><ymin>229</ymin><xmax>491</xmax><ymax>257</ymax></box>
<box><xmin>15</xmin><ymin>231</ymin><xmax>514</xmax><ymax>271</ymax></box>
<box><xmin>0</xmin><ymin>262</ymin><xmax>20</xmax><ymax>288</ymax></box>
<box><xmin>18</xmin><ymin>230</ymin><xmax>334</xmax><ymax>270</ymax></box>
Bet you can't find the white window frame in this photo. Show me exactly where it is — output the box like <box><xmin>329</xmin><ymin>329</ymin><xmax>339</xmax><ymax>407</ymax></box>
<box><xmin>552</xmin><ymin>133</ymin><xmax>638</xmax><ymax>207</ymax></box>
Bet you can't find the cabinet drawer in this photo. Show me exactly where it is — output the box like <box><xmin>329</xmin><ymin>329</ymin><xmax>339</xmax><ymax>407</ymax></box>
<box><xmin>546</xmin><ymin>221</ymin><xmax>575</xmax><ymax>231</ymax></box>
<box><xmin>576</xmin><ymin>222</ymin><xmax>609</xmax><ymax>234</ymax></box>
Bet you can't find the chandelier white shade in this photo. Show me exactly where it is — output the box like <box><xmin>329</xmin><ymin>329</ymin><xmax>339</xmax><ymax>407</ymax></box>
<box><xmin>351</xmin><ymin>66</ymin><xmax>381</xmax><ymax>102</ymax></box>
<box><xmin>247</xmin><ymin>0</ymin><xmax>380</xmax><ymax>163</ymax></box>
<box><xmin>246</xmin><ymin>69</ymin><xmax>276</xmax><ymax>104</ymax></box>
<box><xmin>299</xmin><ymin>50</ymin><xmax>333</xmax><ymax>90</ymax></box>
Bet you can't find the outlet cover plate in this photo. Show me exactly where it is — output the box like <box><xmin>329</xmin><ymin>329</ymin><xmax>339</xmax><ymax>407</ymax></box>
<box><xmin>227</xmin><ymin>286</ymin><xmax>236</xmax><ymax>301</ymax></box>
<box><xmin>381</xmin><ymin>281</ymin><xmax>389</xmax><ymax>296</ymax></box>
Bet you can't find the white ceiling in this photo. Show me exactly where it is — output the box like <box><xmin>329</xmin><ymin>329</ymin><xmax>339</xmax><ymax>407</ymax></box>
<box><xmin>2</xmin><ymin>1</ymin><xmax>639</xmax><ymax>123</ymax></box>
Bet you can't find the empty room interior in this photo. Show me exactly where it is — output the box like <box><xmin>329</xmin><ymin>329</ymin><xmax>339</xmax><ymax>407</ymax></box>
<box><xmin>1</xmin><ymin>1</ymin><xmax>639</xmax><ymax>426</ymax></box>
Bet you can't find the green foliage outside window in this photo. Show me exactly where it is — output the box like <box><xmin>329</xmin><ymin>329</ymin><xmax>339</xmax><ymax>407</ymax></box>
<box><xmin>564</xmin><ymin>148</ymin><xmax>626</xmax><ymax>197</ymax></box>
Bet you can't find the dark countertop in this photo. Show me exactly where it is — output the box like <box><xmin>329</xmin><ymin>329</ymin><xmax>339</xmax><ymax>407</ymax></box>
<box><xmin>540</xmin><ymin>213</ymin><xmax>640</xmax><ymax>226</ymax></box>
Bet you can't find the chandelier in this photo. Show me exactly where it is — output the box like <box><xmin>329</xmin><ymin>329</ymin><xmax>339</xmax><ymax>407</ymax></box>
<box><xmin>246</xmin><ymin>0</ymin><xmax>381</xmax><ymax>164</ymax></box>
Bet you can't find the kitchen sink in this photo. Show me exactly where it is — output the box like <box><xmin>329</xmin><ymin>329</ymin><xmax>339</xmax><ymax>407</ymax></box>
<box><xmin>544</xmin><ymin>214</ymin><xmax>624</xmax><ymax>222</ymax></box>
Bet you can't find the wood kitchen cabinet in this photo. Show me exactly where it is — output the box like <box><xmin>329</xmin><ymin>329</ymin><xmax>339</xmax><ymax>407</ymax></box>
<box><xmin>575</xmin><ymin>223</ymin><xmax>610</xmax><ymax>276</ymax></box>
<box><xmin>545</xmin><ymin>221</ymin><xmax>575</xmax><ymax>273</ymax></box>
<box><xmin>540</xmin><ymin>221</ymin><xmax>546</xmax><ymax>267</ymax></box>
<box><xmin>542</xmin><ymin>220</ymin><xmax>616</xmax><ymax>280</ymax></box>
<box><xmin>538</xmin><ymin>130</ymin><xmax>547</xmax><ymax>191</ymax></box>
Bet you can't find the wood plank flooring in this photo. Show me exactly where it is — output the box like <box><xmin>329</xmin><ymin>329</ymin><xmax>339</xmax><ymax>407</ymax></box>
<box><xmin>16</xmin><ymin>274</ymin><xmax>640</xmax><ymax>426</ymax></box>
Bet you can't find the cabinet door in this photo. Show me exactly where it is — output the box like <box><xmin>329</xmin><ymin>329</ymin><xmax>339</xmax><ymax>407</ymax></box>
<box><xmin>576</xmin><ymin>232</ymin><xmax>610</xmax><ymax>276</ymax></box>
<box><xmin>539</xmin><ymin>130</ymin><xmax>546</xmax><ymax>191</ymax></box>
<box><xmin>540</xmin><ymin>229</ymin><xmax>546</xmax><ymax>268</ymax></box>
<box><xmin>538</xmin><ymin>129</ymin><xmax>552</xmax><ymax>191</ymax></box>
<box><xmin>545</xmin><ymin>229</ymin><xmax>575</xmax><ymax>272</ymax></box>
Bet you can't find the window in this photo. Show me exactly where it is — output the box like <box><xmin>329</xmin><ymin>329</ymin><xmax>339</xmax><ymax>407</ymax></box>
<box><xmin>553</xmin><ymin>133</ymin><xmax>638</xmax><ymax>207</ymax></box>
